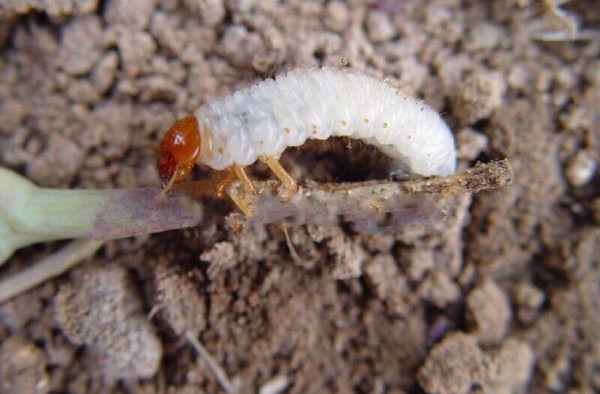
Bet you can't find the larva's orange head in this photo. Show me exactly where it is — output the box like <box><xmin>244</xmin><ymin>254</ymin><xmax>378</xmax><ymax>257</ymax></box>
<box><xmin>157</xmin><ymin>115</ymin><xmax>201</xmax><ymax>187</ymax></box>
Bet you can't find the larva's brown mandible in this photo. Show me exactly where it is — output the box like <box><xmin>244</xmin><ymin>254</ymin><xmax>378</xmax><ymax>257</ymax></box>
<box><xmin>158</xmin><ymin>68</ymin><xmax>456</xmax><ymax>214</ymax></box>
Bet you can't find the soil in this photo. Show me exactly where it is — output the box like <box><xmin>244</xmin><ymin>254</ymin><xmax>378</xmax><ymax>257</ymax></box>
<box><xmin>0</xmin><ymin>0</ymin><xmax>599</xmax><ymax>393</ymax></box>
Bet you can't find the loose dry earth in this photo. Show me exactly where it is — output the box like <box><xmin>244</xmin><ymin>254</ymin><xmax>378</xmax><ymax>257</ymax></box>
<box><xmin>0</xmin><ymin>0</ymin><xmax>598</xmax><ymax>393</ymax></box>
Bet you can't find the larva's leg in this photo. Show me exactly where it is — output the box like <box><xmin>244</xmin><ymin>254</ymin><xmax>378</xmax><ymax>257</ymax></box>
<box><xmin>227</xmin><ymin>186</ymin><xmax>253</xmax><ymax>216</ymax></box>
<box><xmin>233</xmin><ymin>165</ymin><xmax>255</xmax><ymax>194</ymax></box>
<box><xmin>159</xmin><ymin>164</ymin><xmax>180</xmax><ymax>196</ymax></box>
<box><xmin>212</xmin><ymin>169</ymin><xmax>236</xmax><ymax>197</ymax></box>
<box><xmin>259</xmin><ymin>156</ymin><xmax>298</xmax><ymax>193</ymax></box>
<box><xmin>226</xmin><ymin>165</ymin><xmax>256</xmax><ymax>216</ymax></box>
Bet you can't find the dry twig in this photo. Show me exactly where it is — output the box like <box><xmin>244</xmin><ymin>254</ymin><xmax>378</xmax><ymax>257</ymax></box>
<box><xmin>224</xmin><ymin>159</ymin><xmax>512</xmax><ymax>231</ymax></box>
<box><xmin>0</xmin><ymin>160</ymin><xmax>511</xmax><ymax>303</ymax></box>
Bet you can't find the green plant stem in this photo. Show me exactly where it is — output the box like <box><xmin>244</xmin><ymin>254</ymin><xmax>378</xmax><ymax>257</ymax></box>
<box><xmin>1</xmin><ymin>167</ymin><xmax>204</xmax><ymax>264</ymax></box>
<box><xmin>0</xmin><ymin>239</ymin><xmax>104</xmax><ymax>304</ymax></box>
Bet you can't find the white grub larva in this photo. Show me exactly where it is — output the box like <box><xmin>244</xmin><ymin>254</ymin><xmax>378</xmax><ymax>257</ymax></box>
<box><xmin>197</xmin><ymin>68</ymin><xmax>456</xmax><ymax>175</ymax></box>
<box><xmin>157</xmin><ymin>68</ymin><xmax>456</xmax><ymax>213</ymax></box>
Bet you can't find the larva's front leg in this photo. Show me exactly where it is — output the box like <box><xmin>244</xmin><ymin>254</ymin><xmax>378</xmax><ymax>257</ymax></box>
<box><xmin>228</xmin><ymin>159</ymin><xmax>297</xmax><ymax>216</ymax></box>
<box><xmin>226</xmin><ymin>185</ymin><xmax>254</xmax><ymax>217</ymax></box>
<box><xmin>232</xmin><ymin>165</ymin><xmax>255</xmax><ymax>194</ymax></box>
<box><xmin>228</xmin><ymin>165</ymin><xmax>257</xmax><ymax>216</ymax></box>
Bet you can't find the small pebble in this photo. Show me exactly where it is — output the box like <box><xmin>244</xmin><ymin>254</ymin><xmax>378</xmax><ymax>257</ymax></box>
<box><xmin>565</xmin><ymin>151</ymin><xmax>596</xmax><ymax>187</ymax></box>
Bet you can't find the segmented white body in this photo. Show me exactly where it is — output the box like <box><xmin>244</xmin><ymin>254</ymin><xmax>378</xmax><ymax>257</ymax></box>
<box><xmin>195</xmin><ymin>68</ymin><xmax>456</xmax><ymax>176</ymax></box>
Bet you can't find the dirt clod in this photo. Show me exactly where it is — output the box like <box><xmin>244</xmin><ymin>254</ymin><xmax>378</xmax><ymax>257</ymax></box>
<box><xmin>466</xmin><ymin>278</ymin><xmax>512</xmax><ymax>345</ymax></box>
<box><xmin>565</xmin><ymin>150</ymin><xmax>597</xmax><ymax>187</ymax></box>
<box><xmin>450</xmin><ymin>70</ymin><xmax>507</xmax><ymax>126</ymax></box>
<box><xmin>418</xmin><ymin>333</ymin><xmax>535</xmax><ymax>394</ymax></box>
<box><xmin>417</xmin><ymin>333</ymin><xmax>486</xmax><ymax>394</ymax></box>
<box><xmin>486</xmin><ymin>338</ymin><xmax>535</xmax><ymax>392</ymax></box>
<box><xmin>151</xmin><ymin>260</ymin><xmax>206</xmax><ymax>336</ymax></box>
<box><xmin>54</xmin><ymin>265</ymin><xmax>162</xmax><ymax>381</ymax></box>
<box><xmin>57</xmin><ymin>16</ymin><xmax>104</xmax><ymax>76</ymax></box>
<box><xmin>0</xmin><ymin>335</ymin><xmax>49</xmax><ymax>394</ymax></box>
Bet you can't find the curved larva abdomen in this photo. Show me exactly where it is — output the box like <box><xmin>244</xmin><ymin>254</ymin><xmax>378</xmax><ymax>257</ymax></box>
<box><xmin>194</xmin><ymin>68</ymin><xmax>456</xmax><ymax>176</ymax></box>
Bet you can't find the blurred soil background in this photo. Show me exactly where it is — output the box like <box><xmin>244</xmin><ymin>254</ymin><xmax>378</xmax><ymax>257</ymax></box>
<box><xmin>0</xmin><ymin>0</ymin><xmax>599</xmax><ymax>393</ymax></box>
